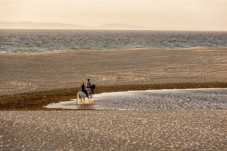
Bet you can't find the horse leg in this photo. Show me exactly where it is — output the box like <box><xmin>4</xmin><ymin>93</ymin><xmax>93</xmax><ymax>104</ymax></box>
<box><xmin>85</xmin><ymin>97</ymin><xmax>89</xmax><ymax>104</ymax></box>
<box><xmin>82</xmin><ymin>97</ymin><xmax>86</xmax><ymax>104</ymax></box>
<box><xmin>80</xmin><ymin>98</ymin><xmax>83</xmax><ymax>104</ymax></box>
<box><xmin>76</xmin><ymin>97</ymin><xmax>80</xmax><ymax>104</ymax></box>
<box><xmin>78</xmin><ymin>92</ymin><xmax>82</xmax><ymax>104</ymax></box>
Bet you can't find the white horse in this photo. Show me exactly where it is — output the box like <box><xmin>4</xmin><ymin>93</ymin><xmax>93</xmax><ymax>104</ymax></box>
<box><xmin>76</xmin><ymin>88</ymin><xmax>93</xmax><ymax>104</ymax></box>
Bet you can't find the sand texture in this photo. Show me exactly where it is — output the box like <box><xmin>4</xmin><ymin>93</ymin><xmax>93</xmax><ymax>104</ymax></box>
<box><xmin>1</xmin><ymin>110</ymin><xmax>227</xmax><ymax>150</ymax></box>
<box><xmin>1</xmin><ymin>47</ymin><xmax>227</xmax><ymax>95</ymax></box>
<box><xmin>1</xmin><ymin>48</ymin><xmax>227</xmax><ymax>150</ymax></box>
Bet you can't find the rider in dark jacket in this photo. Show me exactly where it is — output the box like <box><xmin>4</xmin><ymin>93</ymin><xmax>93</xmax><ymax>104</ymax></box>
<box><xmin>81</xmin><ymin>83</ymin><xmax>88</xmax><ymax>97</ymax></box>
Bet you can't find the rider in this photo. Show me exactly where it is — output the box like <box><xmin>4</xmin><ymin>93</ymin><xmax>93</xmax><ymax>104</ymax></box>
<box><xmin>86</xmin><ymin>79</ymin><xmax>94</xmax><ymax>94</ymax></box>
<box><xmin>86</xmin><ymin>79</ymin><xmax>92</xmax><ymax>89</ymax></box>
<box><xmin>81</xmin><ymin>83</ymin><xmax>88</xmax><ymax>97</ymax></box>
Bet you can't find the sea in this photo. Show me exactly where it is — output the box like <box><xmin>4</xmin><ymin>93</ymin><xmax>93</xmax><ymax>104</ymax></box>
<box><xmin>0</xmin><ymin>29</ymin><xmax>227</xmax><ymax>53</ymax></box>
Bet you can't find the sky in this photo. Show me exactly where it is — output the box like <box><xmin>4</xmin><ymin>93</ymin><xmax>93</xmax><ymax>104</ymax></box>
<box><xmin>0</xmin><ymin>0</ymin><xmax>227</xmax><ymax>30</ymax></box>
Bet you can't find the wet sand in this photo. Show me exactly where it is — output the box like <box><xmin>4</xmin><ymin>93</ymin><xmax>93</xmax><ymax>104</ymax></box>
<box><xmin>1</xmin><ymin>110</ymin><xmax>227</xmax><ymax>150</ymax></box>
<box><xmin>1</xmin><ymin>83</ymin><xmax>227</xmax><ymax>110</ymax></box>
<box><xmin>1</xmin><ymin>47</ymin><xmax>227</xmax><ymax>95</ymax></box>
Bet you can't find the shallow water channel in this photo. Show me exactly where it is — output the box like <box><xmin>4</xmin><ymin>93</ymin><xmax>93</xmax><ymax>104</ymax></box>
<box><xmin>45</xmin><ymin>88</ymin><xmax>227</xmax><ymax>110</ymax></box>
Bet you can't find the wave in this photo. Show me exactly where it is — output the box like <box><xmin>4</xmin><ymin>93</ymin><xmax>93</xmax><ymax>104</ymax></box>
<box><xmin>1</xmin><ymin>47</ymin><xmax>227</xmax><ymax>56</ymax></box>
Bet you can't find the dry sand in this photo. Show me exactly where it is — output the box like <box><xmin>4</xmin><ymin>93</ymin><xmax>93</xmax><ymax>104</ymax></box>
<box><xmin>1</xmin><ymin>47</ymin><xmax>227</xmax><ymax>95</ymax></box>
<box><xmin>1</xmin><ymin>110</ymin><xmax>227</xmax><ymax>150</ymax></box>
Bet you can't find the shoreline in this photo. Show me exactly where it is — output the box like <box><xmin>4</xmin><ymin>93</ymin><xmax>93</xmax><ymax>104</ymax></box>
<box><xmin>1</xmin><ymin>46</ymin><xmax>227</xmax><ymax>55</ymax></box>
<box><xmin>1</xmin><ymin>82</ymin><xmax>227</xmax><ymax>110</ymax></box>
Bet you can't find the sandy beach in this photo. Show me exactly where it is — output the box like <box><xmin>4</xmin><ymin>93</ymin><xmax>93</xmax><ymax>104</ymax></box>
<box><xmin>1</xmin><ymin>47</ymin><xmax>227</xmax><ymax>150</ymax></box>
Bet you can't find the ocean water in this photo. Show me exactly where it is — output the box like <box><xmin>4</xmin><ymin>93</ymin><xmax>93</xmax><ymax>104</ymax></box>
<box><xmin>0</xmin><ymin>30</ymin><xmax>227</xmax><ymax>53</ymax></box>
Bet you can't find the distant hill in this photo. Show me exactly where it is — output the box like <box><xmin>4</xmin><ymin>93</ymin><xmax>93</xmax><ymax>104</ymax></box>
<box><xmin>0</xmin><ymin>21</ymin><xmax>144</xmax><ymax>30</ymax></box>
<box><xmin>100</xmin><ymin>23</ymin><xmax>142</xmax><ymax>30</ymax></box>
<box><xmin>0</xmin><ymin>22</ymin><xmax>85</xmax><ymax>29</ymax></box>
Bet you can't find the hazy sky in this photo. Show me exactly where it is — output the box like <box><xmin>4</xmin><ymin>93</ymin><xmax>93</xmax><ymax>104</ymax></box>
<box><xmin>0</xmin><ymin>0</ymin><xmax>227</xmax><ymax>30</ymax></box>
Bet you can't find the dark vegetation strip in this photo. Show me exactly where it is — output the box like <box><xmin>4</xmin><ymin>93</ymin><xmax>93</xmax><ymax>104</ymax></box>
<box><xmin>0</xmin><ymin>82</ymin><xmax>227</xmax><ymax>110</ymax></box>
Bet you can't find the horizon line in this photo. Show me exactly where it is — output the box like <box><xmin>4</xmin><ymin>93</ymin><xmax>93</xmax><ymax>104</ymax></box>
<box><xmin>0</xmin><ymin>28</ymin><xmax>227</xmax><ymax>32</ymax></box>
<box><xmin>0</xmin><ymin>21</ymin><xmax>226</xmax><ymax>32</ymax></box>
